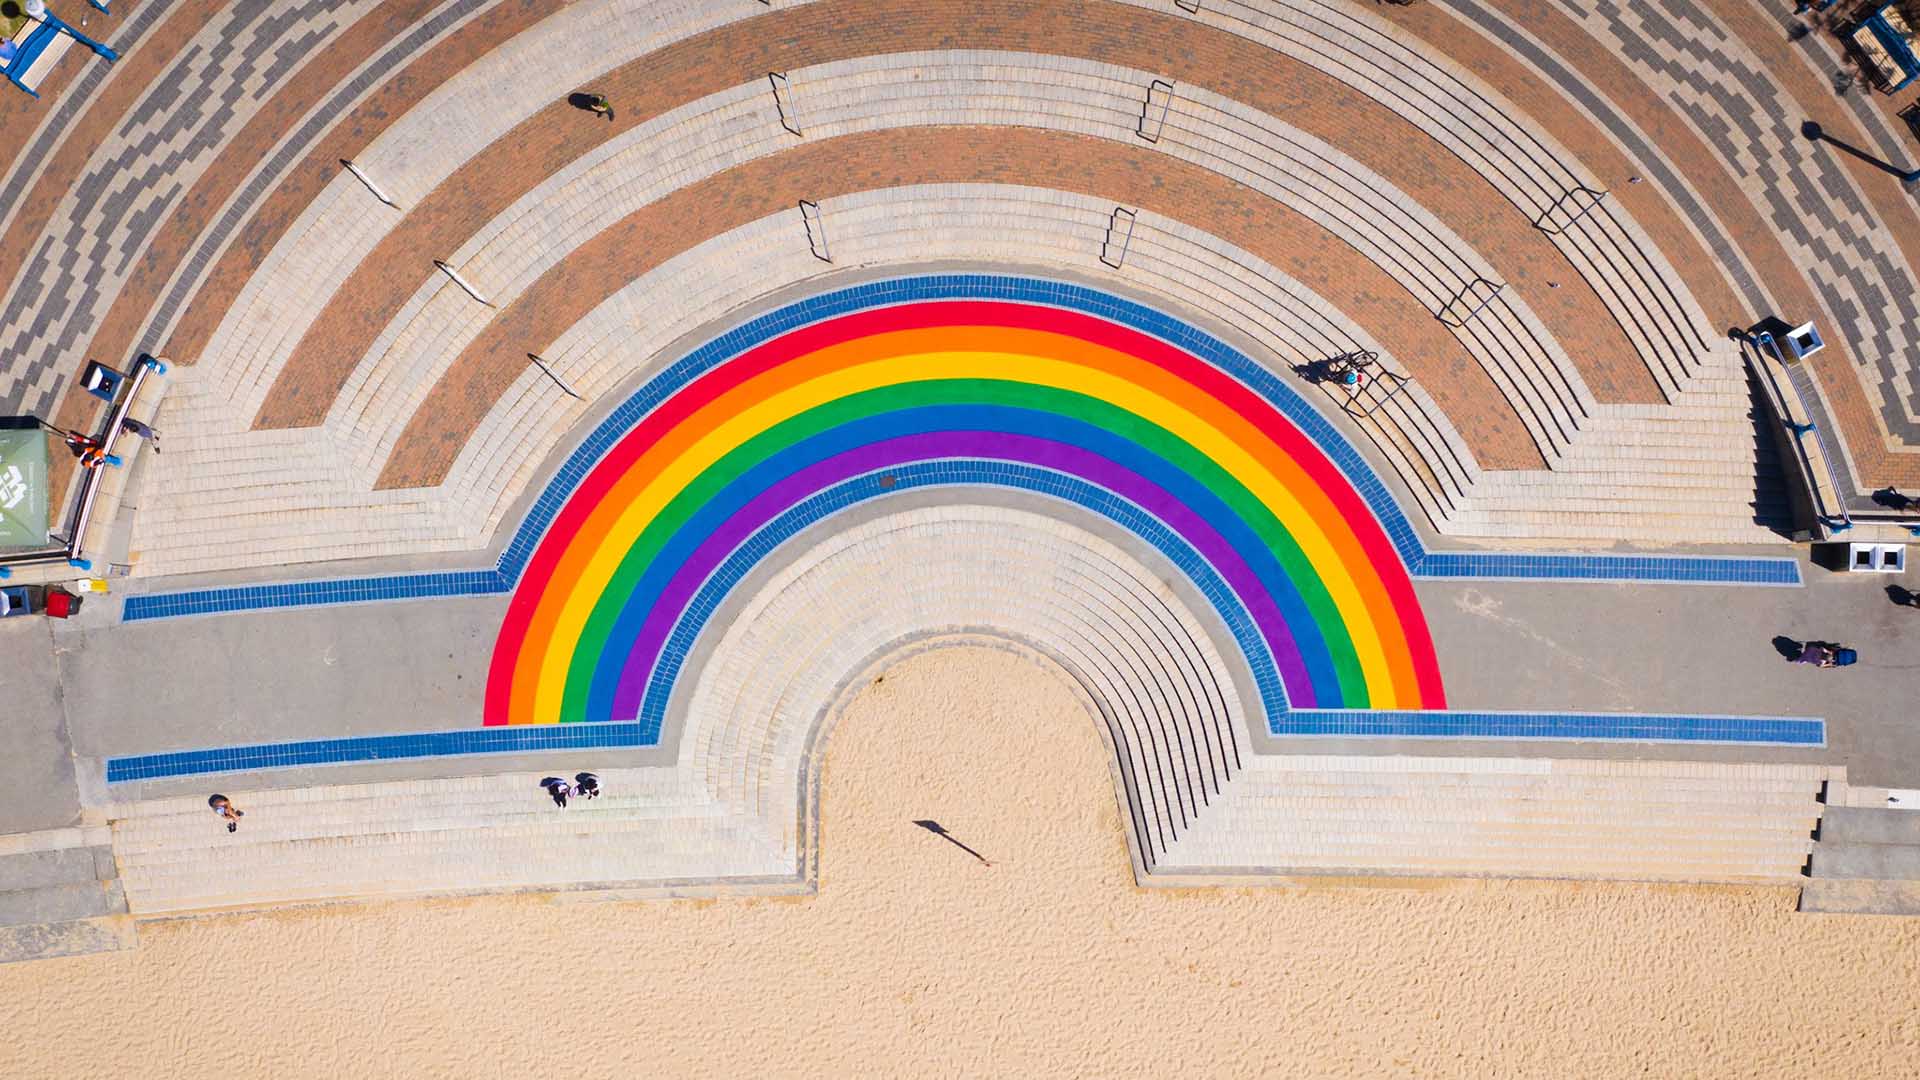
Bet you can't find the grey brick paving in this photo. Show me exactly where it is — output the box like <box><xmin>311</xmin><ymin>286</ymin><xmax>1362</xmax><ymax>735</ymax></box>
<box><xmin>1562</xmin><ymin>0</ymin><xmax>1920</xmax><ymax>443</ymax></box>
<box><xmin>0</xmin><ymin>1</ymin><xmax>176</xmax><ymax>238</ymax></box>
<box><xmin>0</xmin><ymin>0</ymin><xmax>375</xmax><ymax>418</ymax></box>
<box><xmin>138</xmin><ymin>0</ymin><xmax>497</xmax><ymax>362</ymax></box>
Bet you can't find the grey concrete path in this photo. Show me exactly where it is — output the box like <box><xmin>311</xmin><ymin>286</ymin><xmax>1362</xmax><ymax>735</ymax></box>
<box><xmin>55</xmin><ymin>595</ymin><xmax>503</xmax><ymax>759</ymax></box>
<box><xmin>0</xmin><ymin>619</ymin><xmax>79</xmax><ymax>834</ymax></box>
<box><xmin>6</xmin><ymin>547</ymin><xmax>1918</xmax><ymax>824</ymax></box>
<box><xmin>1417</xmin><ymin>560</ymin><xmax>1920</xmax><ymax>787</ymax></box>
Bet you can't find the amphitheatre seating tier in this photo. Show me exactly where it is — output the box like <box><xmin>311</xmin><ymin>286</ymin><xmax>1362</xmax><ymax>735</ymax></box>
<box><xmin>1157</xmin><ymin>756</ymin><xmax>1828</xmax><ymax>882</ymax></box>
<box><xmin>0</xmin><ymin>0</ymin><xmax>384</xmax><ymax>417</ymax></box>
<box><xmin>0</xmin><ymin>0</ymin><xmax>1808</xmax><ymax>569</ymax></box>
<box><xmin>674</xmin><ymin>506</ymin><xmax>1249</xmax><ymax>871</ymax></box>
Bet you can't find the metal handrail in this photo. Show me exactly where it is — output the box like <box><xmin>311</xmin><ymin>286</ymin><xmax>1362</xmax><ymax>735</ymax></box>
<box><xmin>1747</xmin><ymin>332</ymin><xmax>1849</xmax><ymax>532</ymax></box>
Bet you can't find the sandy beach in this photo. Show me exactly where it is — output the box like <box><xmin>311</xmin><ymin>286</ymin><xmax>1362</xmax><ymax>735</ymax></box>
<box><xmin>1</xmin><ymin>645</ymin><xmax>1915</xmax><ymax>1077</ymax></box>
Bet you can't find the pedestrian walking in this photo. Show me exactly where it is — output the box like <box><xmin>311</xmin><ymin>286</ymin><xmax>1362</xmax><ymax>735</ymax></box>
<box><xmin>539</xmin><ymin>776</ymin><xmax>572</xmax><ymax>808</ymax></box>
<box><xmin>573</xmin><ymin>772</ymin><xmax>600</xmax><ymax>800</ymax></box>
<box><xmin>208</xmin><ymin>793</ymin><xmax>245</xmax><ymax>833</ymax></box>
<box><xmin>122</xmin><ymin>416</ymin><xmax>159</xmax><ymax>452</ymax></box>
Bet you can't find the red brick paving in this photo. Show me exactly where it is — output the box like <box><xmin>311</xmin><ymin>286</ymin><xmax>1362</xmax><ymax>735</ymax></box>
<box><xmin>0</xmin><ymin>0</ymin><xmax>223</xmax><ymax>333</ymax></box>
<box><xmin>160</xmin><ymin>0</ymin><xmax>563</xmax><ymax>367</ymax></box>
<box><xmin>1370</xmin><ymin>3</ymin><xmax>1744</xmax><ymax>335</ymax></box>
<box><xmin>372</xmin><ymin>125</ymin><xmax>1543</xmax><ymax>490</ymax></box>
<box><xmin>80</xmin><ymin>0</ymin><xmax>454</xmax><ymax>395</ymax></box>
<box><xmin>252</xmin><ymin>0</ymin><xmax>1657</xmax><ymax>435</ymax></box>
<box><xmin>34</xmin><ymin>0</ymin><xmax>1892</xmax><ymax>506</ymax></box>
<box><xmin>1706</xmin><ymin>0</ymin><xmax>1920</xmax><ymax>281</ymax></box>
<box><xmin>5</xmin><ymin>0</ymin><xmax>221</xmax><ymax>516</ymax></box>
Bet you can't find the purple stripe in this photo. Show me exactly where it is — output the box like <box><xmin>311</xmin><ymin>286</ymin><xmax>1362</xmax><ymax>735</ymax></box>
<box><xmin>607</xmin><ymin>431</ymin><xmax>1313</xmax><ymax>717</ymax></box>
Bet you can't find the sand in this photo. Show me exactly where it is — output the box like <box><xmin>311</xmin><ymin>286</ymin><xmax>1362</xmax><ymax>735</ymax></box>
<box><xmin>1</xmin><ymin>645</ymin><xmax>1917</xmax><ymax>1077</ymax></box>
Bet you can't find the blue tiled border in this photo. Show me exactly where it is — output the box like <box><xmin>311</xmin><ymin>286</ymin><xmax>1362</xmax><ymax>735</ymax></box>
<box><xmin>1280</xmin><ymin>710</ymin><xmax>1823</xmax><ymax>746</ymax></box>
<box><xmin>106</xmin><ymin>723</ymin><xmax>650</xmax><ymax>783</ymax></box>
<box><xmin>106</xmin><ymin>275</ymin><xmax>1819</xmax><ymax>781</ymax></box>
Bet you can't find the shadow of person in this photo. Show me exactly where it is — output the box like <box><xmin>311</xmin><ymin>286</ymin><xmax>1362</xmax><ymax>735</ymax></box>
<box><xmin>1887</xmin><ymin>584</ymin><xmax>1918</xmax><ymax>608</ymax></box>
<box><xmin>1870</xmin><ymin>487</ymin><xmax>1912</xmax><ymax>511</ymax></box>
<box><xmin>1772</xmin><ymin>635</ymin><xmax>1804</xmax><ymax>660</ymax></box>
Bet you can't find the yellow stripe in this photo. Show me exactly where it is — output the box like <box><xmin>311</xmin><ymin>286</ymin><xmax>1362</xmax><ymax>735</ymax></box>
<box><xmin>529</xmin><ymin>350</ymin><xmax>1395</xmax><ymax>721</ymax></box>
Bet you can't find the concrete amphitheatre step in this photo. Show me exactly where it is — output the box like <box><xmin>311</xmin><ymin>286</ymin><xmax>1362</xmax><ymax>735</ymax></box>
<box><xmin>109</xmin><ymin>772</ymin><xmax>790</xmax><ymax>916</ymax></box>
<box><xmin>1156</xmin><ymin>756</ymin><xmax>1827</xmax><ymax>882</ymax></box>
<box><xmin>1800</xmin><ymin>808</ymin><xmax>1920</xmax><ymax>914</ymax></box>
<box><xmin>1142</xmin><ymin>0</ymin><xmax>1717</xmax><ymax>388</ymax></box>
<box><xmin>0</xmin><ymin>831</ymin><xmax>134</xmax><ymax>964</ymax></box>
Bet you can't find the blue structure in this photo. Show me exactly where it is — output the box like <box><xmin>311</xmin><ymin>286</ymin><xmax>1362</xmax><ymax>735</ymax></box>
<box><xmin>1</xmin><ymin>6</ymin><xmax>117</xmax><ymax>99</ymax></box>
<box><xmin>1856</xmin><ymin>3</ymin><xmax>1920</xmax><ymax>92</ymax></box>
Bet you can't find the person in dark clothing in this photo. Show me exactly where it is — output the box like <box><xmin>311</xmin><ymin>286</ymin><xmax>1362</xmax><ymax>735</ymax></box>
<box><xmin>573</xmin><ymin>772</ymin><xmax>600</xmax><ymax>800</ymax></box>
<box><xmin>539</xmin><ymin>777</ymin><xmax>571</xmax><ymax>807</ymax></box>
<box><xmin>121</xmin><ymin>416</ymin><xmax>160</xmax><ymax>452</ymax></box>
<box><xmin>208</xmin><ymin>793</ymin><xmax>245</xmax><ymax>833</ymax></box>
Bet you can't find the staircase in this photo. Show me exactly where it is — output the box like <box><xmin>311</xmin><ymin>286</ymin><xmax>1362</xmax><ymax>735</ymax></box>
<box><xmin>0</xmin><ymin>828</ymin><xmax>133</xmax><ymax>964</ymax></box>
<box><xmin>1799</xmin><ymin>805</ymin><xmax>1920</xmax><ymax>915</ymax></box>
<box><xmin>109</xmin><ymin>772</ymin><xmax>793</xmax><ymax>917</ymax></box>
<box><xmin>1155</xmin><ymin>756</ymin><xmax>1830</xmax><ymax>883</ymax></box>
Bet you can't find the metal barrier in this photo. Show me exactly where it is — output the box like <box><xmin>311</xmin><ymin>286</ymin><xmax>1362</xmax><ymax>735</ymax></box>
<box><xmin>1137</xmin><ymin>79</ymin><xmax>1174</xmax><ymax>143</ymax></box>
<box><xmin>1100</xmin><ymin>207</ymin><xmax>1138</xmax><ymax>269</ymax></box>
<box><xmin>799</xmin><ymin>199</ymin><xmax>831</xmax><ymax>262</ymax></box>
<box><xmin>1533</xmin><ymin>185</ymin><xmax>1608</xmax><ymax>234</ymax></box>
<box><xmin>1436</xmin><ymin>277</ymin><xmax>1504</xmax><ymax>326</ymax></box>
<box><xmin>769</xmin><ymin>71</ymin><xmax>802</xmax><ymax>136</ymax></box>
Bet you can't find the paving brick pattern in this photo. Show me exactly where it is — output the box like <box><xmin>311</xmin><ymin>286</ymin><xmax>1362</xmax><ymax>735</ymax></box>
<box><xmin>373</xmin><ymin>125</ymin><xmax>1537</xmax><ymax>488</ymax></box>
<box><xmin>1426</xmin><ymin>0</ymin><xmax>1920</xmax><ymax>489</ymax></box>
<box><xmin>156</xmin><ymin>0</ymin><xmax>563</xmax><ymax>368</ymax></box>
<box><xmin>4</xmin><ymin>0</ymin><xmax>1900</xmax><ymax>572</ymax></box>
<box><xmin>0</xmin><ymin>0</ymin><xmax>154</xmax><ymax>225</ymax></box>
<box><xmin>0</xmin><ymin>0</ymin><xmax>380</xmax><ymax>420</ymax></box>
<box><xmin>1564</xmin><ymin>0</ymin><xmax>1920</xmax><ymax>448</ymax></box>
<box><xmin>0</xmin><ymin>0</ymin><xmax>219</xmax><ymax>415</ymax></box>
<box><xmin>253</xmin><ymin>0</ymin><xmax>1661</xmax><ymax>441</ymax></box>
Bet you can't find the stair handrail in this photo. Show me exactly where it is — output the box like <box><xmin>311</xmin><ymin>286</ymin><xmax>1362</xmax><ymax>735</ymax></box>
<box><xmin>1744</xmin><ymin>331</ymin><xmax>1849</xmax><ymax>534</ymax></box>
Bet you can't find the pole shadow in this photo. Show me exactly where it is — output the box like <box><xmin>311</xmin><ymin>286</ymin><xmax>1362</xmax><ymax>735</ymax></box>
<box><xmin>1801</xmin><ymin>120</ymin><xmax>1920</xmax><ymax>181</ymax></box>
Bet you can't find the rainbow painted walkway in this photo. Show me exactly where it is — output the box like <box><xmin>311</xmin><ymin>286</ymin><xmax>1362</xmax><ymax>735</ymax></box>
<box><xmin>110</xmin><ymin>277</ymin><xmax>1817</xmax><ymax>782</ymax></box>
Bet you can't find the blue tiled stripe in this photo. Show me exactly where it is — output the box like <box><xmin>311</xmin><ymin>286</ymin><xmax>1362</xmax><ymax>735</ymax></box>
<box><xmin>104</xmin><ymin>723</ymin><xmax>650</xmax><ymax>783</ymax></box>
<box><xmin>123</xmin><ymin>570</ymin><xmax>508</xmax><ymax>621</ymax></box>
<box><xmin>1280</xmin><ymin>710</ymin><xmax>1824</xmax><ymax>746</ymax></box>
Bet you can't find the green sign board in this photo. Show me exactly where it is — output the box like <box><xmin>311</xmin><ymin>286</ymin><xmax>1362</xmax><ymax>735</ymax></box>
<box><xmin>0</xmin><ymin>427</ymin><xmax>49</xmax><ymax>548</ymax></box>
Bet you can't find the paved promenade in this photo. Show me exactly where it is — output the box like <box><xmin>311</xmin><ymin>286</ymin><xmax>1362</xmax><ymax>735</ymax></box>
<box><xmin>10</xmin><ymin>552</ymin><xmax>1904</xmax><ymax>803</ymax></box>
